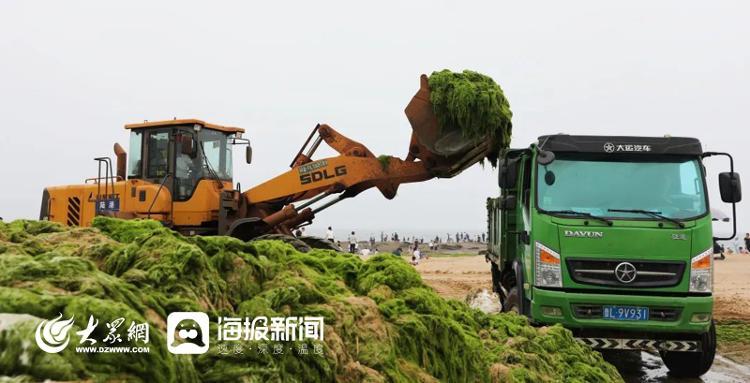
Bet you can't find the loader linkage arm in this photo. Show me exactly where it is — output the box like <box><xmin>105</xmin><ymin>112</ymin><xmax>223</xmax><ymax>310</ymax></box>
<box><xmin>223</xmin><ymin>74</ymin><xmax>499</xmax><ymax>240</ymax></box>
<box><xmin>223</xmin><ymin>124</ymin><xmax>434</xmax><ymax>240</ymax></box>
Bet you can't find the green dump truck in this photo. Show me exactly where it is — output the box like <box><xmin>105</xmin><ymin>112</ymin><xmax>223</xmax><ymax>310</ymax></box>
<box><xmin>486</xmin><ymin>134</ymin><xmax>742</xmax><ymax>377</ymax></box>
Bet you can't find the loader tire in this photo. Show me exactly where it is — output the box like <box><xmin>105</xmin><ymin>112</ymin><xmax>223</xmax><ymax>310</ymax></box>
<box><xmin>298</xmin><ymin>236</ymin><xmax>342</xmax><ymax>252</ymax></box>
<box><xmin>251</xmin><ymin>234</ymin><xmax>311</xmax><ymax>253</ymax></box>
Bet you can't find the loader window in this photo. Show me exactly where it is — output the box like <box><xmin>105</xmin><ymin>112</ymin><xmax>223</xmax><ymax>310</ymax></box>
<box><xmin>171</xmin><ymin>129</ymin><xmax>233</xmax><ymax>201</ymax></box>
<box><xmin>198</xmin><ymin>129</ymin><xmax>232</xmax><ymax>180</ymax></box>
<box><xmin>146</xmin><ymin>131</ymin><xmax>170</xmax><ymax>179</ymax></box>
<box><xmin>128</xmin><ymin>130</ymin><xmax>143</xmax><ymax>178</ymax></box>
<box><xmin>175</xmin><ymin>134</ymin><xmax>201</xmax><ymax>201</ymax></box>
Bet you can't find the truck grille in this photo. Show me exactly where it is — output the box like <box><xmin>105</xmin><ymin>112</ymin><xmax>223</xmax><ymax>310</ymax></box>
<box><xmin>566</xmin><ymin>259</ymin><xmax>685</xmax><ymax>287</ymax></box>
<box><xmin>572</xmin><ymin>304</ymin><xmax>681</xmax><ymax>321</ymax></box>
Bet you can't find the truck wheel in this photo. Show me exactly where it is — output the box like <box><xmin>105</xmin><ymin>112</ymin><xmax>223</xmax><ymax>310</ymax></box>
<box><xmin>502</xmin><ymin>286</ymin><xmax>521</xmax><ymax>313</ymax></box>
<box><xmin>490</xmin><ymin>262</ymin><xmax>501</xmax><ymax>294</ymax></box>
<box><xmin>660</xmin><ymin>321</ymin><xmax>716</xmax><ymax>377</ymax></box>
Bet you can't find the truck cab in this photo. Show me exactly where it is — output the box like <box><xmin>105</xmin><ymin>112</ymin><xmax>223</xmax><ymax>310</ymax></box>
<box><xmin>486</xmin><ymin>134</ymin><xmax>742</xmax><ymax>377</ymax></box>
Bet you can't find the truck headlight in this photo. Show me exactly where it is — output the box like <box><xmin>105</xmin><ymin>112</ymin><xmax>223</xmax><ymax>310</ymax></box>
<box><xmin>689</xmin><ymin>248</ymin><xmax>713</xmax><ymax>293</ymax></box>
<box><xmin>535</xmin><ymin>242</ymin><xmax>562</xmax><ymax>288</ymax></box>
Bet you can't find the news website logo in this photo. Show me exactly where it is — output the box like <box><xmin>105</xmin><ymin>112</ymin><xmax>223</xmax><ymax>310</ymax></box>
<box><xmin>33</xmin><ymin>314</ymin><xmax>151</xmax><ymax>354</ymax></box>
<box><xmin>35</xmin><ymin>314</ymin><xmax>76</xmax><ymax>353</ymax></box>
<box><xmin>167</xmin><ymin>312</ymin><xmax>209</xmax><ymax>354</ymax></box>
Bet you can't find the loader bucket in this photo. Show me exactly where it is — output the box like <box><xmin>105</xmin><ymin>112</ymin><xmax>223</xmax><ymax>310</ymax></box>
<box><xmin>404</xmin><ymin>74</ymin><xmax>499</xmax><ymax>178</ymax></box>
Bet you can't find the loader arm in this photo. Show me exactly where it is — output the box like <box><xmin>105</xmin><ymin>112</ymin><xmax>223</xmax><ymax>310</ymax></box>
<box><xmin>247</xmin><ymin>124</ymin><xmax>432</xmax><ymax>204</ymax></box>
<box><xmin>223</xmin><ymin>124</ymin><xmax>435</xmax><ymax>240</ymax></box>
<box><xmin>223</xmin><ymin>74</ymin><xmax>500</xmax><ymax>240</ymax></box>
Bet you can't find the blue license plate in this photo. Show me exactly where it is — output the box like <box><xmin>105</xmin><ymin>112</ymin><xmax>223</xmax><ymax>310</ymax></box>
<box><xmin>603</xmin><ymin>305</ymin><xmax>649</xmax><ymax>321</ymax></box>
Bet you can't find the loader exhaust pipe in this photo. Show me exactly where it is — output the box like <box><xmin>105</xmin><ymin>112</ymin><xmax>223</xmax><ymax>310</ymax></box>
<box><xmin>114</xmin><ymin>143</ymin><xmax>127</xmax><ymax>180</ymax></box>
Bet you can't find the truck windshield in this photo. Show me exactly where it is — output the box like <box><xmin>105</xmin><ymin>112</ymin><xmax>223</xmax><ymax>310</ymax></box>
<box><xmin>536</xmin><ymin>154</ymin><xmax>707</xmax><ymax>220</ymax></box>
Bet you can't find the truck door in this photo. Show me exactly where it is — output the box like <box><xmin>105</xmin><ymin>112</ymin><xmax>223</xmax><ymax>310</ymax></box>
<box><xmin>518</xmin><ymin>153</ymin><xmax>534</xmax><ymax>299</ymax></box>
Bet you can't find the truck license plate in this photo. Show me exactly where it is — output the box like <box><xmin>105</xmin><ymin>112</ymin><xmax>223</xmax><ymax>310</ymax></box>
<box><xmin>603</xmin><ymin>305</ymin><xmax>649</xmax><ymax>321</ymax></box>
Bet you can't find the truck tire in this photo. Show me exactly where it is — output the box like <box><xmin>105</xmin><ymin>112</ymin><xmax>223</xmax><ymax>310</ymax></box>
<box><xmin>659</xmin><ymin>321</ymin><xmax>716</xmax><ymax>377</ymax></box>
<box><xmin>502</xmin><ymin>261</ymin><xmax>531</xmax><ymax>315</ymax></box>
<box><xmin>490</xmin><ymin>262</ymin><xmax>501</xmax><ymax>294</ymax></box>
<box><xmin>502</xmin><ymin>286</ymin><xmax>521</xmax><ymax>313</ymax></box>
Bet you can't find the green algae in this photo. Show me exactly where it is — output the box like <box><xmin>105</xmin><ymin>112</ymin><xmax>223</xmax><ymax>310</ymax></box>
<box><xmin>428</xmin><ymin>69</ymin><xmax>513</xmax><ymax>166</ymax></box>
<box><xmin>0</xmin><ymin>218</ymin><xmax>621</xmax><ymax>382</ymax></box>
<box><xmin>377</xmin><ymin>155</ymin><xmax>392</xmax><ymax>171</ymax></box>
<box><xmin>716</xmin><ymin>320</ymin><xmax>750</xmax><ymax>345</ymax></box>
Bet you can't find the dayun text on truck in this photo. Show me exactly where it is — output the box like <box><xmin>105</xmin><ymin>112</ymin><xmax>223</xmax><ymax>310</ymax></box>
<box><xmin>486</xmin><ymin>134</ymin><xmax>742</xmax><ymax>377</ymax></box>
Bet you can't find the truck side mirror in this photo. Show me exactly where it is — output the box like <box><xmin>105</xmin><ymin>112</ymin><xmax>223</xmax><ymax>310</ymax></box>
<box><xmin>498</xmin><ymin>158</ymin><xmax>519</xmax><ymax>189</ymax></box>
<box><xmin>500</xmin><ymin>195</ymin><xmax>517</xmax><ymax>210</ymax></box>
<box><xmin>245</xmin><ymin>145</ymin><xmax>253</xmax><ymax>164</ymax></box>
<box><xmin>718</xmin><ymin>172</ymin><xmax>742</xmax><ymax>203</ymax></box>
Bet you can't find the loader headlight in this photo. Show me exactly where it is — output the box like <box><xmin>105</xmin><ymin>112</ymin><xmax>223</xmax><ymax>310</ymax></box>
<box><xmin>689</xmin><ymin>248</ymin><xmax>713</xmax><ymax>293</ymax></box>
<box><xmin>535</xmin><ymin>242</ymin><xmax>562</xmax><ymax>288</ymax></box>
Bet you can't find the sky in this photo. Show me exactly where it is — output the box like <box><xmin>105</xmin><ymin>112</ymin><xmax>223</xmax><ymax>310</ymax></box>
<box><xmin>0</xmin><ymin>1</ymin><xmax>748</xmax><ymax>239</ymax></box>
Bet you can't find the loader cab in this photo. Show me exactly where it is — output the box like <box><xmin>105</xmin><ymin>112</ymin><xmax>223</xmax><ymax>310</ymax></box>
<box><xmin>125</xmin><ymin>119</ymin><xmax>248</xmax><ymax>201</ymax></box>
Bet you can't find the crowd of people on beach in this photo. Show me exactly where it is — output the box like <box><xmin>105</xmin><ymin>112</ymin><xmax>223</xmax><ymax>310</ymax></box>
<box><xmin>297</xmin><ymin>226</ymin><xmax>488</xmax><ymax>267</ymax></box>
<box><xmin>716</xmin><ymin>232</ymin><xmax>750</xmax><ymax>256</ymax></box>
<box><xmin>378</xmin><ymin>232</ymin><xmax>487</xmax><ymax>245</ymax></box>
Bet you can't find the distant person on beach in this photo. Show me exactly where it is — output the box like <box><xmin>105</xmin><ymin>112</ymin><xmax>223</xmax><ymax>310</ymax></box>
<box><xmin>413</xmin><ymin>240</ymin><xmax>426</xmax><ymax>260</ymax></box>
<box><xmin>410</xmin><ymin>254</ymin><xmax>419</xmax><ymax>265</ymax></box>
<box><xmin>745</xmin><ymin>233</ymin><xmax>750</xmax><ymax>253</ymax></box>
<box><xmin>326</xmin><ymin>227</ymin><xmax>334</xmax><ymax>242</ymax></box>
<box><xmin>713</xmin><ymin>239</ymin><xmax>725</xmax><ymax>260</ymax></box>
<box><xmin>411</xmin><ymin>242</ymin><xmax>421</xmax><ymax>265</ymax></box>
<box><xmin>348</xmin><ymin>231</ymin><xmax>357</xmax><ymax>253</ymax></box>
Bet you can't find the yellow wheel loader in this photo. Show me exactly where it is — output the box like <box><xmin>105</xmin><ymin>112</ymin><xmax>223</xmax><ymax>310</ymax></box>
<box><xmin>40</xmin><ymin>75</ymin><xmax>499</xmax><ymax>241</ymax></box>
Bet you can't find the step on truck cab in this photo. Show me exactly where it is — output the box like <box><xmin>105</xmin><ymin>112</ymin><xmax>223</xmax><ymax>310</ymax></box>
<box><xmin>486</xmin><ymin>134</ymin><xmax>742</xmax><ymax>377</ymax></box>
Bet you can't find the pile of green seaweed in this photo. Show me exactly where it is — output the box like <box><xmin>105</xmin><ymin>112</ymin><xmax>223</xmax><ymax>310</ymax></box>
<box><xmin>0</xmin><ymin>218</ymin><xmax>621</xmax><ymax>383</ymax></box>
<box><xmin>428</xmin><ymin>69</ymin><xmax>513</xmax><ymax>166</ymax></box>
